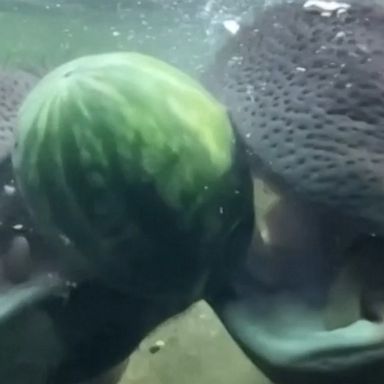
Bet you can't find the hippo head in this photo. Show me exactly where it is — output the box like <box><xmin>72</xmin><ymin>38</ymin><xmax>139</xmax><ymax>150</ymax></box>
<box><xmin>207</xmin><ymin>0</ymin><xmax>384</xmax><ymax>228</ymax></box>
<box><xmin>205</xmin><ymin>1</ymin><xmax>384</xmax><ymax>383</ymax></box>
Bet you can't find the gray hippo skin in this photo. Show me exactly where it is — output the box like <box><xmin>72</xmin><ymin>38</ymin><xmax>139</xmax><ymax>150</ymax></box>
<box><xmin>205</xmin><ymin>1</ymin><xmax>384</xmax><ymax>383</ymax></box>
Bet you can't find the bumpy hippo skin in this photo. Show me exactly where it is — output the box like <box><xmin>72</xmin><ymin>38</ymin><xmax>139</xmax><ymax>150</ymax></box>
<box><xmin>206</xmin><ymin>0</ymin><xmax>384</xmax><ymax>227</ymax></box>
<box><xmin>205</xmin><ymin>1</ymin><xmax>384</xmax><ymax>383</ymax></box>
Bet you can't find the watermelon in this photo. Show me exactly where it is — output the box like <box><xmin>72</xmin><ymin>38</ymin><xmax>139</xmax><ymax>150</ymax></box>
<box><xmin>12</xmin><ymin>52</ymin><xmax>253</xmax><ymax>298</ymax></box>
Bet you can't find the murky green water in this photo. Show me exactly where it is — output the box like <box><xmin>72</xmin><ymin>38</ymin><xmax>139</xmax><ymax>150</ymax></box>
<box><xmin>0</xmin><ymin>0</ymin><xmax>258</xmax><ymax>76</ymax></box>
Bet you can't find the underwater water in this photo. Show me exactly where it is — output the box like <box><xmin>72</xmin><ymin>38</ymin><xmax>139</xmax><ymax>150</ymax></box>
<box><xmin>4</xmin><ymin>1</ymin><xmax>384</xmax><ymax>384</ymax></box>
<box><xmin>0</xmin><ymin>0</ymin><xmax>262</xmax><ymax>76</ymax></box>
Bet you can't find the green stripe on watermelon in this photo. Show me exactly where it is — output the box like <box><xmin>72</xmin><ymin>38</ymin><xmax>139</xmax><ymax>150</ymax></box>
<box><xmin>13</xmin><ymin>52</ymin><xmax>254</xmax><ymax>298</ymax></box>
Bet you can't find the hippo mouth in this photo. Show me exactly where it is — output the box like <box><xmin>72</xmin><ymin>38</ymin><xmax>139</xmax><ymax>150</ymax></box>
<box><xmin>216</xmin><ymin>177</ymin><xmax>384</xmax><ymax>384</ymax></box>
<box><xmin>204</xmin><ymin>0</ymin><xmax>384</xmax><ymax>382</ymax></box>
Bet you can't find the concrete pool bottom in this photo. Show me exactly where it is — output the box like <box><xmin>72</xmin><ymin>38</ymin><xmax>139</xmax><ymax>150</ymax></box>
<box><xmin>93</xmin><ymin>301</ymin><xmax>271</xmax><ymax>384</ymax></box>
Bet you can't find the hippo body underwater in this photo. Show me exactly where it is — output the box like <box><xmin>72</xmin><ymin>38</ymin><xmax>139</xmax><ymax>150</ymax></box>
<box><xmin>205</xmin><ymin>0</ymin><xmax>384</xmax><ymax>383</ymax></box>
<box><xmin>1</xmin><ymin>1</ymin><xmax>384</xmax><ymax>384</ymax></box>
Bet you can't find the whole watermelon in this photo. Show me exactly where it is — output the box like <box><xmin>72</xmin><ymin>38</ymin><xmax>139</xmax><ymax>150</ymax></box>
<box><xmin>12</xmin><ymin>52</ymin><xmax>253</xmax><ymax>299</ymax></box>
